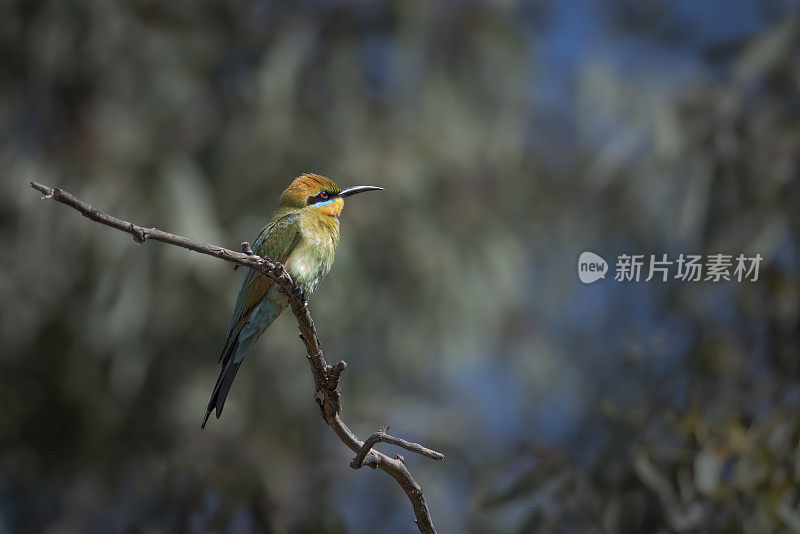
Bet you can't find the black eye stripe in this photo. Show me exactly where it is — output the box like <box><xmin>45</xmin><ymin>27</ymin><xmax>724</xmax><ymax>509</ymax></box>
<box><xmin>307</xmin><ymin>191</ymin><xmax>338</xmax><ymax>205</ymax></box>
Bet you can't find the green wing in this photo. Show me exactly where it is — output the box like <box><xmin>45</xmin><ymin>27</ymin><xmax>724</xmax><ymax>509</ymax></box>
<box><xmin>202</xmin><ymin>212</ymin><xmax>302</xmax><ymax>428</ymax></box>
<box><xmin>220</xmin><ymin>212</ymin><xmax>301</xmax><ymax>361</ymax></box>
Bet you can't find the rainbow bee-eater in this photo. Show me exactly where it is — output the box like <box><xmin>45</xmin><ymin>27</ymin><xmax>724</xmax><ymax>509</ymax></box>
<box><xmin>202</xmin><ymin>174</ymin><xmax>382</xmax><ymax>428</ymax></box>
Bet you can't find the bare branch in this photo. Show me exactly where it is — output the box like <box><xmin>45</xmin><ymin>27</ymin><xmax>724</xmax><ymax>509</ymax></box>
<box><xmin>351</xmin><ymin>426</ymin><xmax>446</xmax><ymax>469</ymax></box>
<box><xmin>234</xmin><ymin>242</ymin><xmax>253</xmax><ymax>270</ymax></box>
<box><xmin>30</xmin><ymin>181</ymin><xmax>444</xmax><ymax>534</ymax></box>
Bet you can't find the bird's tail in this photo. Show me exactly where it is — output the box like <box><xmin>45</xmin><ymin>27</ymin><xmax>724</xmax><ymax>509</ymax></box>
<box><xmin>201</xmin><ymin>340</ymin><xmax>242</xmax><ymax>429</ymax></box>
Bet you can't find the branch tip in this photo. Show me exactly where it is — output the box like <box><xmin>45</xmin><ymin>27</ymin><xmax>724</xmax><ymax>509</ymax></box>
<box><xmin>350</xmin><ymin>427</ymin><xmax>444</xmax><ymax>469</ymax></box>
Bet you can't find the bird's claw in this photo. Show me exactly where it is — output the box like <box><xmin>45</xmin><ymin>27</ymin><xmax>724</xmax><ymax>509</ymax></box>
<box><xmin>293</xmin><ymin>285</ymin><xmax>307</xmax><ymax>303</ymax></box>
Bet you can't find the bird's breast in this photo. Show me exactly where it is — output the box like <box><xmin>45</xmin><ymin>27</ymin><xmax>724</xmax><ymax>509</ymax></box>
<box><xmin>284</xmin><ymin>219</ymin><xmax>339</xmax><ymax>295</ymax></box>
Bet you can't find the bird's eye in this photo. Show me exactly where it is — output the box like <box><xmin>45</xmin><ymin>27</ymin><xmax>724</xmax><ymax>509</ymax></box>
<box><xmin>319</xmin><ymin>191</ymin><xmax>329</xmax><ymax>199</ymax></box>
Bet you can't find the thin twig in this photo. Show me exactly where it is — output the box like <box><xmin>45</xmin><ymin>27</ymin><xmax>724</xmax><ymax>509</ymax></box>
<box><xmin>30</xmin><ymin>181</ymin><xmax>444</xmax><ymax>534</ymax></box>
<box><xmin>351</xmin><ymin>426</ymin><xmax>445</xmax><ymax>469</ymax></box>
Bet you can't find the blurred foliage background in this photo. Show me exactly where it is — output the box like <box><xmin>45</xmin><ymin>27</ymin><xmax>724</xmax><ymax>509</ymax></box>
<box><xmin>1</xmin><ymin>1</ymin><xmax>799</xmax><ymax>533</ymax></box>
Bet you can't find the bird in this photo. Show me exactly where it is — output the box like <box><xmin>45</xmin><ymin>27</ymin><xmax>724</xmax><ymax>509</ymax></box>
<box><xmin>201</xmin><ymin>173</ymin><xmax>382</xmax><ymax>428</ymax></box>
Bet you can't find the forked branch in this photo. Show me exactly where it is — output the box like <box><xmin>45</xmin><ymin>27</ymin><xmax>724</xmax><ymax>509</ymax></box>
<box><xmin>351</xmin><ymin>426</ymin><xmax>445</xmax><ymax>469</ymax></box>
<box><xmin>29</xmin><ymin>181</ymin><xmax>444</xmax><ymax>534</ymax></box>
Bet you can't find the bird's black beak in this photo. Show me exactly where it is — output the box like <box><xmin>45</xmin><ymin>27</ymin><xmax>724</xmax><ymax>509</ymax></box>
<box><xmin>338</xmin><ymin>185</ymin><xmax>384</xmax><ymax>198</ymax></box>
